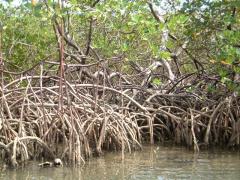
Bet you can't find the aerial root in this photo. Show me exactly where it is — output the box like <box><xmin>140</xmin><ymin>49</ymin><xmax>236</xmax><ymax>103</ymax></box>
<box><xmin>1</xmin><ymin>61</ymin><xmax>239</xmax><ymax>167</ymax></box>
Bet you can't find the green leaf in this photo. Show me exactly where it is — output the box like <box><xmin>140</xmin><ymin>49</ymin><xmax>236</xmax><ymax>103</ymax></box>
<box><xmin>159</xmin><ymin>51</ymin><xmax>171</xmax><ymax>60</ymax></box>
<box><xmin>152</xmin><ymin>78</ymin><xmax>162</xmax><ymax>86</ymax></box>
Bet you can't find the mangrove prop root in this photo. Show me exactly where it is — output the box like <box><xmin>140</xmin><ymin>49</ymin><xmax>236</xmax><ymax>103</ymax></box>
<box><xmin>0</xmin><ymin>60</ymin><xmax>239</xmax><ymax>167</ymax></box>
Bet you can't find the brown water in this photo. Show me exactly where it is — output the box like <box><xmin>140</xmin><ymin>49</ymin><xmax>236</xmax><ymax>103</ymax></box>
<box><xmin>1</xmin><ymin>146</ymin><xmax>240</xmax><ymax>180</ymax></box>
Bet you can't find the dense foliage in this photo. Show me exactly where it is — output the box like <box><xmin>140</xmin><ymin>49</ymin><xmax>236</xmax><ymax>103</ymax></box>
<box><xmin>1</xmin><ymin>0</ymin><xmax>239</xmax><ymax>92</ymax></box>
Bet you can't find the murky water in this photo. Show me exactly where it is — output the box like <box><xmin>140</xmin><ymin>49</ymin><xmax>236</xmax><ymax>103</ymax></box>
<box><xmin>1</xmin><ymin>146</ymin><xmax>240</xmax><ymax>180</ymax></box>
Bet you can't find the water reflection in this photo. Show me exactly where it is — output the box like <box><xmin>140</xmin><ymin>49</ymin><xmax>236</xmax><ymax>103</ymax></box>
<box><xmin>1</xmin><ymin>146</ymin><xmax>240</xmax><ymax>180</ymax></box>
